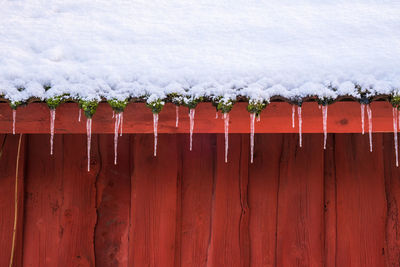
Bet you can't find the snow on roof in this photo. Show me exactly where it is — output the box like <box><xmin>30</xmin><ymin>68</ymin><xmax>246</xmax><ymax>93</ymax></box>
<box><xmin>1</xmin><ymin>0</ymin><xmax>400</xmax><ymax>106</ymax></box>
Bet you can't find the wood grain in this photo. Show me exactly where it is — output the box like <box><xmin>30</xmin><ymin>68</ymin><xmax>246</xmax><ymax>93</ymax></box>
<box><xmin>0</xmin><ymin>102</ymin><xmax>394</xmax><ymax>134</ymax></box>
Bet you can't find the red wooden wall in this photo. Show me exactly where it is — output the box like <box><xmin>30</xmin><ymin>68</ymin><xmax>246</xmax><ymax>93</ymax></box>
<box><xmin>0</xmin><ymin>132</ymin><xmax>399</xmax><ymax>267</ymax></box>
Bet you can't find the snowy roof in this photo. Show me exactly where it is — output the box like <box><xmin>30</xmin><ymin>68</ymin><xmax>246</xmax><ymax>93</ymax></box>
<box><xmin>1</xmin><ymin>0</ymin><xmax>400</xmax><ymax>107</ymax></box>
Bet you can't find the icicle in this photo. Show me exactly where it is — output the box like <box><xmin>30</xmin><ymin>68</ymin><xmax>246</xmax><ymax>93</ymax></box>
<box><xmin>322</xmin><ymin>105</ymin><xmax>328</xmax><ymax>150</ymax></box>
<box><xmin>250</xmin><ymin>113</ymin><xmax>256</xmax><ymax>164</ymax></box>
<box><xmin>176</xmin><ymin>106</ymin><xmax>179</xmax><ymax>127</ymax></box>
<box><xmin>86</xmin><ymin>118</ymin><xmax>92</xmax><ymax>172</ymax></box>
<box><xmin>298</xmin><ymin>106</ymin><xmax>302</xmax><ymax>147</ymax></box>
<box><xmin>112</xmin><ymin>110</ymin><xmax>115</xmax><ymax>119</ymax></box>
<box><xmin>12</xmin><ymin>109</ymin><xmax>16</xmax><ymax>135</ymax></box>
<box><xmin>50</xmin><ymin>109</ymin><xmax>56</xmax><ymax>155</ymax></box>
<box><xmin>292</xmin><ymin>105</ymin><xmax>295</xmax><ymax>128</ymax></box>
<box><xmin>393</xmin><ymin>108</ymin><xmax>398</xmax><ymax>167</ymax></box>
<box><xmin>119</xmin><ymin>112</ymin><xmax>123</xmax><ymax>137</ymax></box>
<box><xmin>367</xmin><ymin>104</ymin><xmax>373</xmax><ymax>152</ymax></box>
<box><xmin>256</xmin><ymin>114</ymin><xmax>261</xmax><ymax>122</ymax></box>
<box><xmin>223</xmin><ymin>113</ymin><xmax>229</xmax><ymax>163</ymax></box>
<box><xmin>114</xmin><ymin>113</ymin><xmax>121</xmax><ymax>165</ymax></box>
<box><xmin>153</xmin><ymin>113</ymin><xmax>159</xmax><ymax>157</ymax></box>
<box><xmin>398</xmin><ymin>111</ymin><xmax>400</xmax><ymax>131</ymax></box>
<box><xmin>360</xmin><ymin>104</ymin><xmax>365</xmax><ymax>135</ymax></box>
<box><xmin>78</xmin><ymin>108</ymin><xmax>82</xmax><ymax>122</ymax></box>
<box><xmin>189</xmin><ymin>109</ymin><xmax>195</xmax><ymax>151</ymax></box>
<box><xmin>318</xmin><ymin>104</ymin><xmax>321</xmax><ymax>109</ymax></box>
<box><xmin>215</xmin><ymin>112</ymin><xmax>218</xmax><ymax>119</ymax></box>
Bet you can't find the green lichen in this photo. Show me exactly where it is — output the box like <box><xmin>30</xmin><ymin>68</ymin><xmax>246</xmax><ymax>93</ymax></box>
<box><xmin>247</xmin><ymin>100</ymin><xmax>268</xmax><ymax>116</ymax></box>
<box><xmin>79</xmin><ymin>100</ymin><xmax>99</xmax><ymax>118</ymax></box>
<box><xmin>146</xmin><ymin>99</ymin><xmax>164</xmax><ymax>114</ymax></box>
<box><xmin>46</xmin><ymin>94</ymin><xmax>69</xmax><ymax>110</ymax></box>
<box><xmin>107</xmin><ymin>98</ymin><xmax>129</xmax><ymax>113</ymax></box>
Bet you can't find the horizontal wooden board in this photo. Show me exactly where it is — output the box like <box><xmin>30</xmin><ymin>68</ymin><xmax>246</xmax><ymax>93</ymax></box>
<box><xmin>0</xmin><ymin>101</ymin><xmax>395</xmax><ymax>133</ymax></box>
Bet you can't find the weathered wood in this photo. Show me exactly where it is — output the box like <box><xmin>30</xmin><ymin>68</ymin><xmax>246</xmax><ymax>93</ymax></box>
<box><xmin>179</xmin><ymin>134</ymin><xmax>216</xmax><ymax>266</ymax></box>
<box><xmin>22</xmin><ymin>134</ymin><xmax>65</xmax><ymax>267</ymax></box>
<box><xmin>0</xmin><ymin>132</ymin><xmax>399</xmax><ymax>266</ymax></box>
<box><xmin>335</xmin><ymin>134</ymin><xmax>387</xmax><ymax>266</ymax></box>
<box><xmin>383</xmin><ymin>133</ymin><xmax>400</xmax><ymax>266</ymax></box>
<box><xmin>206</xmin><ymin>134</ymin><xmax>245</xmax><ymax>266</ymax></box>
<box><xmin>276</xmin><ymin>134</ymin><xmax>325</xmax><ymax>267</ymax></box>
<box><xmin>0</xmin><ymin>102</ymin><xmax>394</xmax><ymax>134</ymax></box>
<box><xmin>129</xmin><ymin>134</ymin><xmax>179</xmax><ymax>267</ymax></box>
<box><xmin>248</xmin><ymin>134</ymin><xmax>282</xmax><ymax>267</ymax></box>
<box><xmin>239</xmin><ymin>135</ymin><xmax>250</xmax><ymax>267</ymax></box>
<box><xmin>95</xmin><ymin>135</ymin><xmax>131</xmax><ymax>267</ymax></box>
<box><xmin>57</xmin><ymin>134</ymin><xmax>99</xmax><ymax>267</ymax></box>
<box><xmin>324</xmin><ymin>134</ymin><xmax>337</xmax><ymax>267</ymax></box>
<box><xmin>0</xmin><ymin>134</ymin><xmax>26</xmax><ymax>267</ymax></box>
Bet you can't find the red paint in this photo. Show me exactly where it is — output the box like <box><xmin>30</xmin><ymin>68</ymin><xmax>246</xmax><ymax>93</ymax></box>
<box><xmin>0</xmin><ymin>133</ymin><xmax>398</xmax><ymax>266</ymax></box>
<box><xmin>0</xmin><ymin>101</ymin><xmax>395</xmax><ymax>134</ymax></box>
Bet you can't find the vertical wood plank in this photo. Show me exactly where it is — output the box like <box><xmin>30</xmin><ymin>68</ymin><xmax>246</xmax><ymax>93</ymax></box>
<box><xmin>324</xmin><ymin>134</ymin><xmax>337</xmax><ymax>267</ymax></box>
<box><xmin>276</xmin><ymin>134</ymin><xmax>324</xmax><ymax>267</ymax></box>
<box><xmin>22</xmin><ymin>134</ymin><xmax>64</xmax><ymax>267</ymax></box>
<box><xmin>0</xmin><ymin>134</ymin><xmax>26</xmax><ymax>267</ymax></box>
<box><xmin>248</xmin><ymin>134</ymin><xmax>283</xmax><ymax>267</ymax></box>
<box><xmin>335</xmin><ymin>133</ymin><xmax>386</xmax><ymax>267</ymax></box>
<box><xmin>56</xmin><ymin>134</ymin><xmax>99</xmax><ymax>267</ymax></box>
<box><xmin>206</xmin><ymin>134</ymin><xmax>244</xmax><ymax>267</ymax></box>
<box><xmin>95</xmin><ymin>134</ymin><xmax>131</xmax><ymax>267</ymax></box>
<box><xmin>239</xmin><ymin>135</ymin><xmax>250</xmax><ymax>267</ymax></box>
<box><xmin>179</xmin><ymin>134</ymin><xmax>216</xmax><ymax>266</ymax></box>
<box><xmin>129</xmin><ymin>134</ymin><xmax>179</xmax><ymax>267</ymax></box>
<box><xmin>382</xmin><ymin>133</ymin><xmax>400</xmax><ymax>266</ymax></box>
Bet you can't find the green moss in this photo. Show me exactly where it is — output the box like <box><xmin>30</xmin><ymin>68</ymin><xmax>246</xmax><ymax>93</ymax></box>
<box><xmin>355</xmin><ymin>84</ymin><xmax>372</xmax><ymax>104</ymax></box>
<box><xmin>46</xmin><ymin>94</ymin><xmax>69</xmax><ymax>110</ymax></box>
<box><xmin>183</xmin><ymin>97</ymin><xmax>204</xmax><ymax>109</ymax></box>
<box><xmin>390</xmin><ymin>95</ymin><xmax>400</xmax><ymax>108</ymax></box>
<box><xmin>9</xmin><ymin>101</ymin><xmax>23</xmax><ymax>110</ymax></box>
<box><xmin>107</xmin><ymin>98</ymin><xmax>128</xmax><ymax>113</ymax></box>
<box><xmin>166</xmin><ymin>93</ymin><xmax>184</xmax><ymax>105</ymax></box>
<box><xmin>217</xmin><ymin>99</ymin><xmax>234</xmax><ymax>113</ymax></box>
<box><xmin>247</xmin><ymin>100</ymin><xmax>268</xmax><ymax>116</ymax></box>
<box><xmin>79</xmin><ymin>100</ymin><xmax>99</xmax><ymax>118</ymax></box>
<box><xmin>317</xmin><ymin>97</ymin><xmax>334</xmax><ymax>106</ymax></box>
<box><xmin>146</xmin><ymin>99</ymin><xmax>164</xmax><ymax>114</ymax></box>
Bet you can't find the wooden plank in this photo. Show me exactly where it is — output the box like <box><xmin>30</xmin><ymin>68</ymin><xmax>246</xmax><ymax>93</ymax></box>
<box><xmin>335</xmin><ymin>133</ymin><xmax>386</xmax><ymax>266</ymax></box>
<box><xmin>0</xmin><ymin>101</ymin><xmax>394</xmax><ymax>134</ymax></box>
<box><xmin>248</xmin><ymin>134</ymin><xmax>282</xmax><ymax>267</ymax></box>
<box><xmin>0</xmin><ymin>134</ymin><xmax>26</xmax><ymax>267</ymax></box>
<box><xmin>382</xmin><ymin>133</ymin><xmax>400</xmax><ymax>266</ymax></box>
<box><xmin>129</xmin><ymin>134</ymin><xmax>179</xmax><ymax>267</ymax></box>
<box><xmin>205</xmin><ymin>134</ymin><xmax>245</xmax><ymax>267</ymax></box>
<box><xmin>56</xmin><ymin>134</ymin><xmax>99</xmax><ymax>267</ymax></box>
<box><xmin>179</xmin><ymin>134</ymin><xmax>216</xmax><ymax>266</ymax></box>
<box><xmin>22</xmin><ymin>134</ymin><xmax>65</xmax><ymax>266</ymax></box>
<box><xmin>276</xmin><ymin>134</ymin><xmax>324</xmax><ymax>267</ymax></box>
<box><xmin>324</xmin><ymin>134</ymin><xmax>337</xmax><ymax>267</ymax></box>
<box><xmin>94</xmin><ymin>134</ymin><xmax>131</xmax><ymax>267</ymax></box>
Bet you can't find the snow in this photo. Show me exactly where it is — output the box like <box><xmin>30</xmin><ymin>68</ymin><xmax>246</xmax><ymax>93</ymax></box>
<box><xmin>1</xmin><ymin>0</ymin><xmax>400</xmax><ymax>104</ymax></box>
